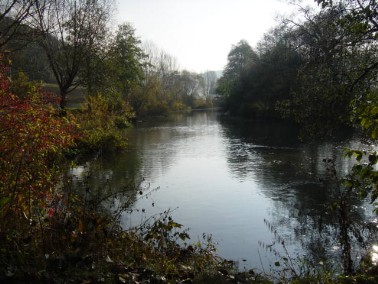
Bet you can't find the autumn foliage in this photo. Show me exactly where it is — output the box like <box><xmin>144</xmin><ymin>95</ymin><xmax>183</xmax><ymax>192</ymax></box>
<box><xmin>0</xmin><ymin>61</ymin><xmax>77</xmax><ymax>222</ymax></box>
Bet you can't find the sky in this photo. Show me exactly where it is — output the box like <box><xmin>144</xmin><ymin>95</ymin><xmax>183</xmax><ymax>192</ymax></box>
<box><xmin>115</xmin><ymin>0</ymin><xmax>315</xmax><ymax>73</ymax></box>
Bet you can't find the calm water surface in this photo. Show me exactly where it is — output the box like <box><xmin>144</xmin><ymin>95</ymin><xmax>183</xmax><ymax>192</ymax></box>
<box><xmin>76</xmin><ymin>111</ymin><xmax>376</xmax><ymax>271</ymax></box>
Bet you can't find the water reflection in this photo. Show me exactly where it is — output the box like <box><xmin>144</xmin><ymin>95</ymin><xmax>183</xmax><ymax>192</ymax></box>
<box><xmin>219</xmin><ymin>118</ymin><xmax>377</xmax><ymax>271</ymax></box>
<box><xmin>73</xmin><ymin>111</ymin><xmax>377</xmax><ymax>271</ymax></box>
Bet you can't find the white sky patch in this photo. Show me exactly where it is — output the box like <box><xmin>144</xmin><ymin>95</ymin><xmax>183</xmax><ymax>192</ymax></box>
<box><xmin>115</xmin><ymin>0</ymin><xmax>316</xmax><ymax>73</ymax></box>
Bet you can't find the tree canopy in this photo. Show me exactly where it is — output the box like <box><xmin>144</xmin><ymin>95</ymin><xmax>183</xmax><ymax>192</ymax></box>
<box><xmin>217</xmin><ymin>1</ymin><xmax>378</xmax><ymax>137</ymax></box>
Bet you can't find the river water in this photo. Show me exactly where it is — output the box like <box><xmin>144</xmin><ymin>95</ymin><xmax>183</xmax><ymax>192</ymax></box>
<box><xmin>73</xmin><ymin>110</ymin><xmax>377</xmax><ymax>272</ymax></box>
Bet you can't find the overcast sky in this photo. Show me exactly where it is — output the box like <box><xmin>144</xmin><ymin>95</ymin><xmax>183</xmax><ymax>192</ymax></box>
<box><xmin>115</xmin><ymin>0</ymin><xmax>315</xmax><ymax>73</ymax></box>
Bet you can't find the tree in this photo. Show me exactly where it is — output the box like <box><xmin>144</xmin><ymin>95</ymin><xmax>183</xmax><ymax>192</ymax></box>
<box><xmin>0</xmin><ymin>0</ymin><xmax>33</xmax><ymax>49</ymax></box>
<box><xmin>279</xmin><ymin>7</ymin><xmax>352</xmax><ymax>135</ymax></box>
<box><xmin>9</xmin><ymin>41</ymin><xmax>54</xmax><ymax>82</ymax></box>
<box><xmin>314</xmin><ymin>0</ymin><xmax>378</xmax><ymax>101</ymax></box>
<box><xmin>107</xmin><ymin>23</ymin><xmax>146</xmax><ymax>98</ymax></box>
<box><xmin>142</xmin><ymin>41</ymin><xmax>181</xmax><ymax>99</ymax></box>
<box><xmin>0</xmin><ymin>1</ymin><xmax>52</xmax><ymax>83</ymax></box>
<box><xmin>232</xmin><ymin>24</ymin><xmax>303</xmax><ymax>119</ymax></box>
<box><xmin>80</xmin><ymin>22</ymin><xmax>146</xmax><ymax>102</ymax></box>
<box><xmin>217</xmin><ymin>40</ymin><xmax>258</xmax><ymax>109</ymax></box>
<box><xmin>129</xmin><ymin>41</ymin><xmax>185</xmax><ymax>116</ymax></box>
<box><xmin>256</xmin><ymin>55</ymin><xmax>299</xmax><ymax>115</ymax></box>
<box><xmin>177</xmin><ymin>70</ymin><xmax>204</xmax><ymax>108</ymax></box>
<box><xmin>30</xmin><ymin>0</ymin><xmax>113</xmax><ymax>108</ymax></box>
<box><xmin>309</xmin><ymin>0</ymin><xmax>378</xmax><ymax>177</ymax></box>
<box><xmin>223</xmin><ymin>40</ymin><xmax>258</xmax><ymax>80</ymax></box>
<box><xmin>279</xmin><ymin>3</ymin><xmax>378</xmax><ymax>137</ymax></box>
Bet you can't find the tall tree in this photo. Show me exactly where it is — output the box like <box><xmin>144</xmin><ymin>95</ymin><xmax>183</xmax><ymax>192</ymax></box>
<box><xmin>30</xmin><ymin>0</ymin><xmax>113</xmax><ymax>108</ymax></box>
<box><xmin>131</xmin><ymin>41</ymin><xmax>183</xmax><ymax>116</ymax></box>
<box><xmin>178</xmin><ymin>70</ymin><xmax>204</xmax><ymax>107</ymax></box>
<box><xmin>240</xmin><ymin>29</ymin><xmax>302</xmax><ymax>118</ymax></box>
<box><xmin>80</xmin><ymin>22</ymin><xmax>146</xmax><ymax>100</ymax></box>
<box><xmin>279</xmin><ymin>3</ymin><xmax>378</xmax><ymax>137</ymax></box>
<box><xmin>222</xmin><ymin>40</ymin><xmax>258</xmax><ymax>83</ymax></box>
<box><xmin>217</xmin><ymin>40</ymin><xmax>259</xmax><ymax>114</ymax></box>
<box><xmin>108</xmin><ymin>23</ymin><xmax>145</xmax><ymax>98</ymax></box>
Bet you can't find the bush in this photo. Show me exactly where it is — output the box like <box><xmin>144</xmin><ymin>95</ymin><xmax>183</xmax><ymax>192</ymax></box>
<box><xmin>0</xmin><ymin>60</ymin><xmax>79</xmax><ymax>281</ymax></box>
<box><xmin>74</xmin><ymin>90</ymin><xmax>134</xmax><ymax>155</ymax></box>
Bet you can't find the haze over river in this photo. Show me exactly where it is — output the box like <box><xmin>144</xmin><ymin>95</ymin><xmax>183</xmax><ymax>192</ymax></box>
<box><xmin>74</xmin><ymin>110</ymin><xmax>377</xmax><ymax>271</ymax></box>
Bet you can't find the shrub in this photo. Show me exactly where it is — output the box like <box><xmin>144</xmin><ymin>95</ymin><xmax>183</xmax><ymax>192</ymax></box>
<box><xmin>0</xmin><ymin>60</ymin><xmax>78</xmax><ymax>280</ymax></box>
<box><xmin>74</xmin><ymin>90</ymin><xmax>134</xmax><ymax>155</ymax></box>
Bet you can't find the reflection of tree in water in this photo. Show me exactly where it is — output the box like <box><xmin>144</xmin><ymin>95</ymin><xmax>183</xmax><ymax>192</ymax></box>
<box><xmin>70</xmin><ymin>113</ymin><xmax>191</xmax><ymax>210</ymax></box>
<box><xmin>127</xmin><ymin>111</ymin><xmax>220</xmax><ymax>182</ymax></box>
<box><xmin>220</xmin><ymin>118</ymin><xmax>375</xmax><ymax>273</ymax></box>
<box><xmin>68</xmin><ymin>150</ymin><xmax>143</xmax><ymax>224</ymax></box>
<box><xmin>70</xmin><ymin>111</ymin><xmax>222</xmax><ymax>226</ymax></box>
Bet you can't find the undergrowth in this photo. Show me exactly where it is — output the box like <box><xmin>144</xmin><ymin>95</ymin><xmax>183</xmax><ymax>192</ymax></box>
<box><xmin>0</xmin><ymin>165</ymin><xmax>269</xmax><ymax>283</ymax></box>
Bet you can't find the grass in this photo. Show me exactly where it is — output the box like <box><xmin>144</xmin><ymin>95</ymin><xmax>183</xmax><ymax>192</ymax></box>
<box><xmin>43</xmin><ymin>83</ymin><xmax>86</xmax><ymax>109</ymax></box>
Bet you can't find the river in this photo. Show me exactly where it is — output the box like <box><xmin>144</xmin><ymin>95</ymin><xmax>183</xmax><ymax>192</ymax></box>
<box><xmin>72</xmin><ymin>110</ymin><xmax>377</xmax><ymax>272</ymax></box>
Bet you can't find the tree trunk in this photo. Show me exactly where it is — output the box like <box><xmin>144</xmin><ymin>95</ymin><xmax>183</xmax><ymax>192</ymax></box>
<box><xmin>60</xmin><ymin>90</ymin><xmax>67</xmax><ymax>109</ymax></box>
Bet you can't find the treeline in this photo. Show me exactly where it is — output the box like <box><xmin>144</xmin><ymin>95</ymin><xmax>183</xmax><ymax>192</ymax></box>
<box><xmin>2</xmin><ymin>1</ymin><xmax>218</xmax><ymax>118</ymax></box>
<box><xmin>217</xmin><ymin>1</ymin><xmax>378</xmax><ymax>138</ymax></box>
